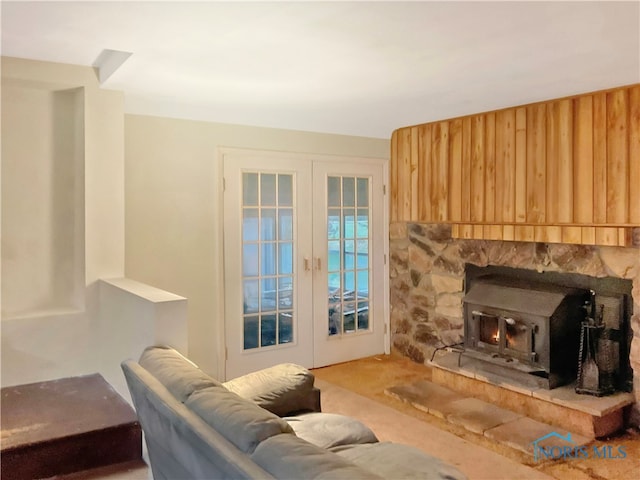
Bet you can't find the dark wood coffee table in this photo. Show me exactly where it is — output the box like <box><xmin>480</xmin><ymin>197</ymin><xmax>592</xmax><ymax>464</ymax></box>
<box><xmin>1</xmin><ymin>373</ymin><xmax>142</xmax><ymax>480</ymax></box>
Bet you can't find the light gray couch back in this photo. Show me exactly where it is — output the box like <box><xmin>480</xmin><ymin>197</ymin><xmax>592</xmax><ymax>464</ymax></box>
<box><xmin>122</xmin><ymin>359</ymin><xmax>275</xmax><ymax>479</ymax></box>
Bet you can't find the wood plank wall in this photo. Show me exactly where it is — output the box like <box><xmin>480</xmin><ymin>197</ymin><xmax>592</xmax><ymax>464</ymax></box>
<box><xmin>390</xmin><ymin>84</ymin><xmax>640</xmax><ymax>246</ymax></box>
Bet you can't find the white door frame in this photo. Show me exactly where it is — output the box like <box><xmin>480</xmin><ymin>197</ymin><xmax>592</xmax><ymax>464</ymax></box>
<box><xmin>216</xmin><ymin>147</ymin><xmax>389</xmax><ymax>380</ymax></box>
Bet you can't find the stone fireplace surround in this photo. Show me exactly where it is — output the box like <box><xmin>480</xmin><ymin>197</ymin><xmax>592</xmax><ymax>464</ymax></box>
<box><xmin>389</xmin><ymin>223</ymin><xmax>640</xmax><ymax>425</ymax></box>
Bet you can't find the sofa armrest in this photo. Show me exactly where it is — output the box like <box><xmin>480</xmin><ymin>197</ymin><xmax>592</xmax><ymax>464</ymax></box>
<box><xmin>223</xmin><ymin>364</ymin><xmax>321</xmax><ymax>416</ymax></box>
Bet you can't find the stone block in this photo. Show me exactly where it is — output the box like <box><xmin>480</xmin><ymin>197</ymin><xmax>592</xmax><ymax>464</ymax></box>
<box><xmin>446</xmin><ymin>398</ymin><xmax>523</xmax><ymax>434</ymax></box>
<box><xmin>431</xmin><ymin>274</ymin><xmax>463</xmax><ymax>294</ymax></box>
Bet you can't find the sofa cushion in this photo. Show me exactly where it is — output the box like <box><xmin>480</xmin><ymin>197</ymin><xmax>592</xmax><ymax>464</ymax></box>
<box><xmin>185</xmin><ymin>386</ymin><xmax>294</xmax><ymax>454</ymax></box>
<box><xmin>331</xmin><ymin>442</ymin><xmax>466</xmax><ymax>480</ymax></box>
<box><xmin>251</xmin><ymin>433</ymin><xmax>383</xmax><ymax>479</ymax></box>
<box><xmin>139</xmin><ymin>346</ymin><xmax>221</xmax><ymax>402</ymax></box>
<box><xmin>223</xmin><ymin>363</ymin><xmax>315</xmax><ymax>416</ymax></box>
<box><xmin>285</xmin><ymin>412</ymin><xmax>378</xmax><ymax>449</ymax></box>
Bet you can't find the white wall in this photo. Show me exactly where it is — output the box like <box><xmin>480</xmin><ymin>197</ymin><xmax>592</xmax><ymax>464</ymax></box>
<box><xmin>124</xmin><ymin>114</ymin><xmax>390</xmax><ymax>379</ymax></box>
<box><xmin>0</xmin><ymin>56</ymin><xmax>390</xmax><ymax>391</ymax></box>
<box><xmin>1</xmin><ymin>57</ymin><xmax>155</xmax><ymax>399</ymax></box>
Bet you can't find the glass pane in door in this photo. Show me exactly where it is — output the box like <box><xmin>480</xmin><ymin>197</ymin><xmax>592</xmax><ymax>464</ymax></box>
<box><xmin>327</xmin><ymin>176</ymin><xmax>370</xmax><ymax>336</ymax></box>
<box><xmin>242</xmin><ymin>172</ymin><xmax>295</xmax><ymax>350</ymax></box>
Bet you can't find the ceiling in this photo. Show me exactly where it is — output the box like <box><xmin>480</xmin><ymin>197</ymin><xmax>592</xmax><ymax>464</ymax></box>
<box><xmin>2</xmin><ymin>1</ymin><xmax>639</xmax><ymax>139</ymax></box>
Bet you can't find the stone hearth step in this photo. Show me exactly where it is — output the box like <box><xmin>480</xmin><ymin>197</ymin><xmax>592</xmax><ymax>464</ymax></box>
<box><xmin>429</xmin><ymin>352</ymin><xmax>635</xmax><ymax>438</ymax></box>
<box><xmin>1</xmin><ymin>374</ymin><xmax>142</xmax><ymax>480</ymax></box>
<box><xmin>385</xmin><ymin>380</ymin><xmax>592</xmax><ymax>457</ymax></box>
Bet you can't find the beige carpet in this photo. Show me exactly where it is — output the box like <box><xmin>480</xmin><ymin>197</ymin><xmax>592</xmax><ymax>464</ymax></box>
<box><xmin>317</xmin><ymin>378</ymin><xmax>554</xmax><ymax>480</ymax></box>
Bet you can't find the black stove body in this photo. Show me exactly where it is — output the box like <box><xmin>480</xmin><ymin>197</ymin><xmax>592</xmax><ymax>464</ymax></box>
<box><xmin>463</xmin><ymin>277</ymin><xmax>589</xmax><ymax>389</ymax></box>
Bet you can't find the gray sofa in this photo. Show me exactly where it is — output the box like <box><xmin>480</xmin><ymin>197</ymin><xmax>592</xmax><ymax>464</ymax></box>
<box><xmin>122</xmin><ymin>345</ymin><xmax>466</xmax><ymax>479</ymax></box>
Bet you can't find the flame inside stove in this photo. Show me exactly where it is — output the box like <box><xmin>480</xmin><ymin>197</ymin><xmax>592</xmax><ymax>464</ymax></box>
<box><xmin>492</xmin><ymin>329</ymin><xmax>500</xmax><ymax>343</ymax></box>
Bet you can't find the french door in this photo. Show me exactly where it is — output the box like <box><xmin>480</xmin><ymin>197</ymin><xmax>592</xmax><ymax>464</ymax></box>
<box><xmin>223</xmin><ymin>150</ymin><xmax>386</xmax><ymax>379</ymax></box>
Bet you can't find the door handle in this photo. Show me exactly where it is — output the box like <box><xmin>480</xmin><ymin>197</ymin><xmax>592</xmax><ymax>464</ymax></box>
<box><xmin>304</xmin><ymin>258</ymin><xmax>311</xmax><ymax>272</ymax></box>
<box><xmin>315</xmin><ymin>258</ymin><xmax>322</xmax><ymax>271</ymax></box>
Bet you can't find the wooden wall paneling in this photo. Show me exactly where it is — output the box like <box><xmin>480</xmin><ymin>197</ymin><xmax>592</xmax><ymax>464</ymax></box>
<box><xmin>562</xmin><ymin>226</ymin><xmax>582</xmax><ymax>244</ymax></box>
<box><xmin>495</xmin><ymin>109</ymin><xmax>516</xmax><ymax>222</ymax></box>
<box><xmin>573</xmin><ymin>95</ymin><xmax>594</xmax><ymax>224</ymax></box>
<box><xmin>502</xmin><ymin>225</ymin><xmax>515</xmax><ymax>241</ymax></box>
<box><xmin>534</xmin><ymin>225</ymin><xmax>547</xmax><ymax>242</ymax></box>
<box><xmin>431</xmin><ymin>121</ymin><xmax>449</xmax><ymax>221</ymax></box>
<box><xmin>398</xmin><ymin>127</ymin><xmax>413</xmax><ymax>221</ymax></box>
<box><xmin>515</xmin><ymin>107</ymin><xmax>527</xmax><ymax>223</ymax></box>
<box><xmin>557</xmin><ymin>99</ymin><xmax>574</xmax><ymax>223</ymax></box>
<box><xmin>461</xmin><ymin>117</ymin><xmax>472</xmax><ymax>222</ymax></box>
<box><xmin>485</xmin><ymin>224</ymin><xmax>503</xmax><ymax>240</ymax></box>
<box><xmin>581</xmin><ymin>227</ymin><xmax>596</xmax><ymax>245</ymax></box>
<box><xmin>410</xmin><ymin>127</ymin><xmax>419</xmax><ymax>221</ymax></box>
<box><xmin>448</xmin><ymin>118</ymin><xmax>463</xmax><ymax>222</ymax></box>
<box><xmin>418</xmin><ymin>124</ymin><xmax>432</xmax><ymax>222</ymax></box>
<box><xmin>606</xmin><ymin>89</ymin><xmax>629</xmax><ymax>224</ymax></box>
<box><xmin>545</xmin><ymin>101</ymin><xmax>559</xmax><ymax>223</ymax></box>
<box><xmin>470</xmin><ymin>115</ymin><xmax>485</xmax><ymax>222</ymax></box>
<box><xmin>618</xmin><ymin>228</ymin><xmax>630</xmax><ymax>246</ymax></box>
<box><xmin>526</xmin><ymin>103</ymin><xmax>546</xmax><ymax>223</ymax></box>
<box><xmin>390</xmin><ymin>130</ymin><xmax>399</xmax><ymax>221</ymax></box>
<box><xmin>473</xmin><ymin>224</ymin><xmax>484</xmax><ymax>239</ymax></box>
<box><xmin>459</xmin><ymin>224</ymin><xmax>474</xmax><ymax>239</ymax></box>
<box><xmin>593</xmin><ymin>92</ymin><xmax>608</xmax><ymax>224</ymax></box>
<box><xmin>484</xmin><ymin>113</ymin><xmax>496</xmax><ymax>223</ymax></box>
<box><xmin>451</xmin><ymin>224</ymin><xmax>460</xmax><ymax>238</ymax></box>
<box><xmin>628</xmin><ymin>85</ymin><xmax>640</xmax><ymax>223</ymax></box>
<box><xmin>596</xmin><ymin>227</ymin><xmax>620</xmax><ymax>246</ymax></box>
<box><xmin>546</xmin><ymin>226</ymin><xmax>563</xmax><ymax>243</ymax></box>
<box><xmin>546</xmin><ymin>100</ymin><xmax>574</xmax><ymax>224</ymax></box>
<box><xmin>534</xmin><ymin>225</ymin><xmax>562</xmax><ymax>243</ymax></box>
<box><xmin>514</xmin><ymin>225</ymin><xmax>535</xmax><ymax>242</ymax></box>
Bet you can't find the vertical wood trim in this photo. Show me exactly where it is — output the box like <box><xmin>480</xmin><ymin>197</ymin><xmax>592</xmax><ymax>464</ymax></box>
<box><xmin>502</xmin><ymin>225</ymin><xmax>515</xmax><ymax>241</ymax></box>
<box><xmin>461</xmin><ymin>117</ymin><xmax>472</xmax><ymax>222</ymax></box>
<box><xmin>562</xmin><ymin>226</ymin><xmax>582</xmax><ymax>244</ymax></box>
<box><xmin>515</xmin><ymin>107</ymin><xmax>527</xmax><ymax>223</ymax></box>
<box><xmin>495</xmin><ymin>109</ymin><xmax>516</xmax><ymax>222</ymax></box>
<box><xmin>410</xmin><ymin>127</ymin><xmax>419</xmax><ymax>221</ymax></box>
<box><xmin>418</xmin><ymin>124</ymin><xmax>432</xmax><ymax>222</ymax></box>
<box><xmin>485</xmin><ymin>224</ymin><xmax>502</xmax><ymax>240</ymax></box>
<box><xmin>526</xmin><ymin>104</ymin><xmax>546</xmax><ymax>223</ymax></box>
<box><xmin>573</xmin><ymin>95</ymin><xmax>594</xmax><ymax>224</ymax></box>
<box><xmin>390</xmin><ymin>130</ymin><xmax>399</xmax><ymax>221</ymax></box>
<box><xmin>400</xmin><ymin>128</ymin><xmax>412</xmax><ymax>220</ymax></box>
<box><xmin>546</xmin><ymin>226</ymin><xmax>563</xmax><ymax>243</ymax></box>
<box><xmin>546</xmin><ymin>101</ymin><xmax>559</xmax><ymax>223</ymax></box>
<box><xmin>460</xmin><ymin>224</ymin><xmax>474</xmax><ymax>239</ymax></box>
<box><xmin>618</xmin><ymin>228</ymin><xmax>628</xmax><ymax>246</ymax></box>
<box><xmin>449</xmin><ymin>119</ymin><xmax>463</xmax><ymax>222</ymax></box>
<box><xmin>606</xmin><ymin>89</ymin><xmax>629</xmax><ymax>223</ymax></box>
<box><xmin>514</xmin><ymin>225</ymin><xmax>534</xmax><ymax>242</ymax></box>
<box><xmin>484</xmin><ymin>113</ymin><xmax>496</xmax><ymax>222</ymax></box>
<box><xmin>557</xmin><ymin>99</ymin><xmax>574</xmax><ymax>223</ymax></box>
<box><xmin>546</xmin><ymin>101</ymin><xmax>573</xmax><ymax>223</ymax></box>
<box><xmin>471</xmin><ymin>115</ymin><xmax>485</xmax><ymax>222</ymax></box>
<box><xmin>581</xmin><ymin>227</ymin><xmax>596</xmax><ymax>245</ymax></box>
<box><xmin>451</xmin><ymin>224</ymin><xmax>460</xmax><ymax>238</ymax></box>
<box><xmin>596</xmin><ymin>227</ymin><xmax>619</xmax><ymax>246</ymax></box>
<box><xmin>630</xmin><ymin>86</ymin><xmax>640</xmax><ymax>223</ymax></box>
<box><xmin>593</xmin><ymin>92</ymin><xmax>608</xmax><ymax>223</ymax></box>
<box><xmin>431</xmin><ymin>122</ymin><xmax>449</xmax><ymax>221</ymax></box>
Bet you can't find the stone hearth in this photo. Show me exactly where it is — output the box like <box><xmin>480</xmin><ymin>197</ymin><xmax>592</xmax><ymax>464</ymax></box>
<box><xmin>389</xmin><ymin>223</ymin><xmax>640</xmax><ymax>424</ymax></box>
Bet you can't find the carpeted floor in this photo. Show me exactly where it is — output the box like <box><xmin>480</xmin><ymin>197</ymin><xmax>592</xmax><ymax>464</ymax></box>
<box><xmin>312</xmin><ymin>353</ymin><xmax>640</xmax><ymax>480</ymax></box>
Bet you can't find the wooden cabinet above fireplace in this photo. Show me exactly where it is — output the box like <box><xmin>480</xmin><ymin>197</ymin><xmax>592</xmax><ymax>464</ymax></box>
<box><xmin>390</xmin><ymin>84</ymin><xmax>640</xmax><ymax>246</ymax></box>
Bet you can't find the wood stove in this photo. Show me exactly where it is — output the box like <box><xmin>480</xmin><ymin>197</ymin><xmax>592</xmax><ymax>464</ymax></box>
<box><xmin>463</xmin><ymin>277</ymin><xmax>589</xmax><ymax>389</ymax></box>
